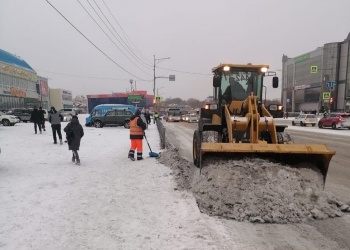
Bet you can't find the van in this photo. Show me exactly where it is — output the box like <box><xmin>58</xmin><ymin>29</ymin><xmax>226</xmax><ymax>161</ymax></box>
<box><xmin>85</xmin><ymin>104</ymin><xmax>136</xmax><ymax>126</ymax></box>
<box><xmin>7</xmin><ymin>108</ymin><xmax>32</xmax><ymax>122</ymax></box>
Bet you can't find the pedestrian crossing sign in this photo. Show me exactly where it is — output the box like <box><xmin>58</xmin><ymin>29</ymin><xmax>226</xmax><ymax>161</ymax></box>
<box><xmin>310</xmin><ymin>66</ymin><xmax>318</xmax><ymax>73</ymax></box>
<box><xmin>323</xmin><ymin>92</ymin><xmax>330</xmax><ymax>100</ymax></box>
<box><xmin>155</xmin><ymin>96</ymin><xmax>161</xmax><ymax>103</ymax></box>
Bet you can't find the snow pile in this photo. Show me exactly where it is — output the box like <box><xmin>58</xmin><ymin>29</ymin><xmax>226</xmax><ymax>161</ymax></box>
<box><xmin>192</xmin><ymin>157</ymin><xmax>344</xmax><ymax>223</ymax></box>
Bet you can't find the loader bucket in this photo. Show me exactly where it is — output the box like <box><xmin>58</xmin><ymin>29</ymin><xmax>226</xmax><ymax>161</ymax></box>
<box><xmin>200</xmin><ymin>142</ymin><xmax>335</xmax><ymax>186</ymax></box>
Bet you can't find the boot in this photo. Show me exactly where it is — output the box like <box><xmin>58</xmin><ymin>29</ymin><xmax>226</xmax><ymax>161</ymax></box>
<box><xmin>72</xmin><ymin>155</ymin><xmax>76</xmax><ymax>162</ymax></box>
<box><xmin>128</xmin><ymin>150</ymin><xmax>135</xmax><ymax>161</ymax></box>
<box><xmin>137</xmin><ymin>152</ymin><xmax>143</xmax><ymax>161</ymax></box>
<box><xmin>76</xmin><ymin>159</ymin><xmax>80</xmax><ymax>165</ymax></box>
<box><xmin>60</xmin><ymin>139</ymin><xmax>63</xmax><ymax>145</ymax></box>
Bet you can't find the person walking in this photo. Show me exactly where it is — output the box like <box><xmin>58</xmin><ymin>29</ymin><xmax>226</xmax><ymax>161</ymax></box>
<box><xmin>145</xmin><ymin>111</ymin><xmax>151</xmax><ymax>125</ymax></box>
<box><xmin>153</xmin><ymin>112</ymin><xmax>159</xmax><ymax>124</ymax></box>
<box><xmin>48</xmin><ymin>107</ymin><xmax>63</xmax><ymax>144</ymax></box>
<box><xmin>38</xmin><ymin>106</ymin><xmax>46</xmax><ymax>131</ymax></box>
<box><xmin>30</xmin><ymin>106</ymin><xmax>42</xmax><ymax>134</ymax></box>
<box><xmin>128</xmin><ymin>109</ymin><xmax>147</xmax><ymax>161</ymax></box>
<box><xmin>64</xmin><ymin>115</ymin><xmax>84</xmax><ymax>165</ymax></box>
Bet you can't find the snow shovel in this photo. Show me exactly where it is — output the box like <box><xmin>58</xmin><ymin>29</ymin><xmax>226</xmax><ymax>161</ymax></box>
<box><xmin>144</xmin><ymin>133</ymin><xmax>159</xmax><ymax>158</ymax></box>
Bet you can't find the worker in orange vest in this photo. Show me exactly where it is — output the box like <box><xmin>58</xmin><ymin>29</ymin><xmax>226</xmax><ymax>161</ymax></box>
<box><xmin>128</xmin><ymin>109</ymin><xmax>147</xmax><ymax>161</ymax></box>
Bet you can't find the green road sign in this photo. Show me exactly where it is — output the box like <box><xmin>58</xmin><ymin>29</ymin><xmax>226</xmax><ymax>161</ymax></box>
<box><xmin>128</xmin><ymin>95</ymin><xmax>143</xmax><ymax>103</ymax></box>
<box><xmin>310</xmin><ymin>66</ymin><xmax>318</xmax><ymax>73</ymax></box>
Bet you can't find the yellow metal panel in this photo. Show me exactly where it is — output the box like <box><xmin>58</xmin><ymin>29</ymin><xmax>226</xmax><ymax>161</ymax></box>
<box><xmin>201</xmin><ymin>142</ymin><xmax>335</xmax><ymax>155</ymax></box>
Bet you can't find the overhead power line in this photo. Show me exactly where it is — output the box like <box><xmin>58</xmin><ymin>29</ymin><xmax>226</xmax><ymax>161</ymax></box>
<box><xmin>100</xmin><ymin>0</ymin><xmax>152</xmax><ymax>67</ymax></box>
<box><xmin>155</xmin><ymin>66</ymin><xmax>211</xmax><ymax>76</ymax></box>
<box><xmin>45</xmin><ymin>0</ymin><xmax>150</xmax><ymax>81</ymax></box>
<box><xmin>36</xmin><ymin>69</ymin><xmax>139</xmax><ymax>81</ymax></box>
<box><xmin>76</xmin><ymin>0</ymin><xmax>152</xmax><ymax>76</ymax></box>
<box><xmin>92</xmin><ymin>0</ymin><xmax>153</xmax><ymax>69</ymax></box>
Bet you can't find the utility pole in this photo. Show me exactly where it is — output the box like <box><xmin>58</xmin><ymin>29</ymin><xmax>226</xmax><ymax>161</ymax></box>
<box><xmin>153</xmin><ymin>55</ymin><xmax>170</xmax><ymax>97</ymax></box>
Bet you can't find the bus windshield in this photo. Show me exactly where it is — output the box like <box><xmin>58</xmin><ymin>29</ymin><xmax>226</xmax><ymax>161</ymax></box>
<box><xmin>167</xmin><ymin>108</ymin><xmax>181</xmax><ymax>116</ymax></box>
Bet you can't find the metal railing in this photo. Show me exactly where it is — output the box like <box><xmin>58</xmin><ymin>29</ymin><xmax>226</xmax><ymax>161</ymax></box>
<box><xmin>155</xmin><ymin>118</ymin><xmax>165</xmax><ymax>149</ymax></box>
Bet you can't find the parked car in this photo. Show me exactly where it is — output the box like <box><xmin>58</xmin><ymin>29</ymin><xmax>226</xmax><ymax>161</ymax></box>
<box><xmin>92</xmin><ymin>108</ymin><xmax>134</xmax><ymax>128</ymax></box>
<box><xmin>6</xmin><ymin>108</ymin><xmax>31</xmax><ymax>122</ymax></box>
<box><xmin>292</xmin><ymin>114</ymin><xmax>317</xmax><ymax>126</ymax></box>
<box><xmin>59</xmin><ymin>111</ymin><xmax>72</xmax><ymax>122</ymax></box>
<box><xmin>188</xmin><ymin>114</ymin><xmax>198</xmax><ymax>123</ymax></box>
<box><xmin>318</xmin><ymin>113</ymin><xmax>350</xmax><ymax>129</ymax></box>
<box><xmin>0</xmin><ymin>111</ymin><xmax>20</xmax><ymax>126</ymax></box>
<box><xmin>85</xmin><ymin>104</ymin><xmax>136</xmax><ymax>126</ymax></box>
<box><xmin>59</xmin><ymin>108</ymin><xmax>77</xmax><ymax>116</ymax></box>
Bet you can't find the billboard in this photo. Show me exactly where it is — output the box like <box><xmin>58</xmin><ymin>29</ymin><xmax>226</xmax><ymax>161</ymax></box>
<box><xmin>40</xmin><ymin>80</ymin><xmax>49</xmax><ymax>97</ymax></box>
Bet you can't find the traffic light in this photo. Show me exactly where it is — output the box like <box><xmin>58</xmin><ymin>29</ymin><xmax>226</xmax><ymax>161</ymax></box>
<box><xmin>330</xmin><ymin>97</ymin><xmax>334</xmax><ymax>103</ymax></box>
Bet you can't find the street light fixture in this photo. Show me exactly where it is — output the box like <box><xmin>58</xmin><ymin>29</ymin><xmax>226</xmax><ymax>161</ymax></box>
<box><xmin>153</xmin><ymin>55</ymin><xmax>170</xmax><ymax>96</ymax></box>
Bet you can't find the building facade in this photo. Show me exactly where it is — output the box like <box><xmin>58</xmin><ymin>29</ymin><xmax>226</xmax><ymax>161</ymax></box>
<box><xmin>49</xmin><ymin>89</ymin><xmax>73</xmax><ymax>111</ymax></box>
<box><xmin>0</xmin><ymin>49</ymin><xmax>41</xmax><ymax>111</ymax></box>
<box><xmin>282</xmin><ymin>33</ymin><xmax>350</xmax><ymax>113</ymax></box>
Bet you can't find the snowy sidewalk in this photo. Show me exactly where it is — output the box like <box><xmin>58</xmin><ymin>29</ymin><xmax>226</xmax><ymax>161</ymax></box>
<box><xmin>0</xmin><ymin>117</ymin><xmax>216</xmax><ymax>250</ymax></box>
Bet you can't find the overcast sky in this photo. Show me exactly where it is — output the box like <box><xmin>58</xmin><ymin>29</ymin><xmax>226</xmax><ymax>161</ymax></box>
<box><xmin>1</xmin><ymin>0</ymin><xmax>349</xmax><ymax>101</ymax></box>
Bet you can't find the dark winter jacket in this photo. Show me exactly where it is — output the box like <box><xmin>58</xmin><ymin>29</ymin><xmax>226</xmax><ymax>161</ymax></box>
<box><xmin>129</xmin><ymin>111</ymin><xmax>147</xmax><ymax>140</ymax></box>
<box><xmin>30</xmin><ymin>108</ymin><xmax>41</xmax><ymax>123</ymax></box>
<box><xmin>38</xmin><ymin>109</ymin><xmax>45</xmax><ymax>122</ymax></box>
<box><xmin>63</xmin><ymin>116</ymin><xmax>84</xmax><ymax>150</ymax></box>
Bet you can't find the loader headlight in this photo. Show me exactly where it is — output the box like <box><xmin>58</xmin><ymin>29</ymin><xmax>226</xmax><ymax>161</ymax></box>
<box><xmin>223</xmin><ymin>66</ymin><xmax>230</xmax><ymax>72</ymax></box>
<box><xmin>205</xmin><ymin>104</ymin><xmax>217</xmax><ymax>110</ymax></box>
<box><xmin>261</xmin><ymin>67</ymin><xmax>268</xmax><ymax>73</ymax></box>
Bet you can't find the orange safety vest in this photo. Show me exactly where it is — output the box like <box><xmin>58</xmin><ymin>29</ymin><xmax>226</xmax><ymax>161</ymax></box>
<box><xmin>130</xmin><ymin>117</ymin><xmax>143</xmax><ymax>139</ymax></box>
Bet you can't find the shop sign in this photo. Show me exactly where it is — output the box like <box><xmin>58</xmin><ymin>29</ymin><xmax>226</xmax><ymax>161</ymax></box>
<box><xmin>11</xmin><ymin>87</ymin><xmax>26</xmax><ymax>97</ymax></box>
<box><xmin>295</xmin><ymin>54</ymin><xmax>310</xmax><ymax>63</ymax></box>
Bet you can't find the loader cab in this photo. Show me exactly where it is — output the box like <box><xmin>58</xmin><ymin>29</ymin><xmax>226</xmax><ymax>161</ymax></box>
<box><xmin>212</xmin><ymin>64</ymin><xmax>278</xmax><ymax>108</ymax></box>
<box><xmin>214</xmin><ymin>68</ymin><xmax>264</xmax><ymax>106</ymax></box>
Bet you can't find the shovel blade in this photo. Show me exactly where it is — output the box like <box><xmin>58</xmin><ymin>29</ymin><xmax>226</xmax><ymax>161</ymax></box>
<box><xmin>149</xmin><ymin>151</ymin><xmax>159</xmax><ymax>158</ymax></box>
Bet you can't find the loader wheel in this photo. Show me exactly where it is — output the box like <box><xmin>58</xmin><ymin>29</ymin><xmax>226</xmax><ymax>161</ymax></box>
<box><xmin>193</xmin><ymin>130</ymin><xmax>201</xmax><ymax>168</ymax></box>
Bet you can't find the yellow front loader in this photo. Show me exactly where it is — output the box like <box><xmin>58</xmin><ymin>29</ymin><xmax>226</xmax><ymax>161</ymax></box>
<box><xmin>192</xmin><ymin>64</ymin><xmax>335</xmax><ymax>185</ymax></box>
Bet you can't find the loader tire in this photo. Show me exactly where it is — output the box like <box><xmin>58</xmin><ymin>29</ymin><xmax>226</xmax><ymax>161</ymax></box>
<box><xmin>193</xmin><ymin>130</ymin><xmax>201</xmax><ymax>167</ymax></box>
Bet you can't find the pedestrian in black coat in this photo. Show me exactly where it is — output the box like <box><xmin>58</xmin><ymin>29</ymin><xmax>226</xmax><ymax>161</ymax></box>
<box><xmin>38</xmin><ymin>107</ymin><xmax>46</xmax><ymax>131</ymax></box>
<box><xmin>30</xmin><ymin>106</ymin><xmax>42</xmax><ymax>134</ymax></box>
<box><xmin>145</xmin><ymin>112</ymin><xmax>151</xmax><ymax>124</ymax></box>
<box><xmin>64</xmin><ymin>115</ymin><xmax>84</xmax><ymax>165</ymax></box>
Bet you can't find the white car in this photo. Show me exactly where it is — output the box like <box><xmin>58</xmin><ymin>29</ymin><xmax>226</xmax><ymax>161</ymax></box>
<box><xmin>0</xmin><ymin>111</ymin><xmax>20</xmax><ymax>126</ymax></box>
<box><xmin>60</xmin><ymin>112</ymin><xmax>72</xmax><ymax>122</ymax></box>
<box><xmin>292</xmin><ymin>114</ymin><xmax>317</xmax><ymax>127</ymax></box>
<box><xmin>188</xmin><ymin>114</ymin><xmax>198</xmax><ymax>123</ymax></box>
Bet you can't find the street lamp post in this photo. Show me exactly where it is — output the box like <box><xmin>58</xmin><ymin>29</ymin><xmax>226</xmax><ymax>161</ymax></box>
<box><xmin>153</xmin><ymin>55</ymin><xmax>170</xmax><ymax>97</ymax></box>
